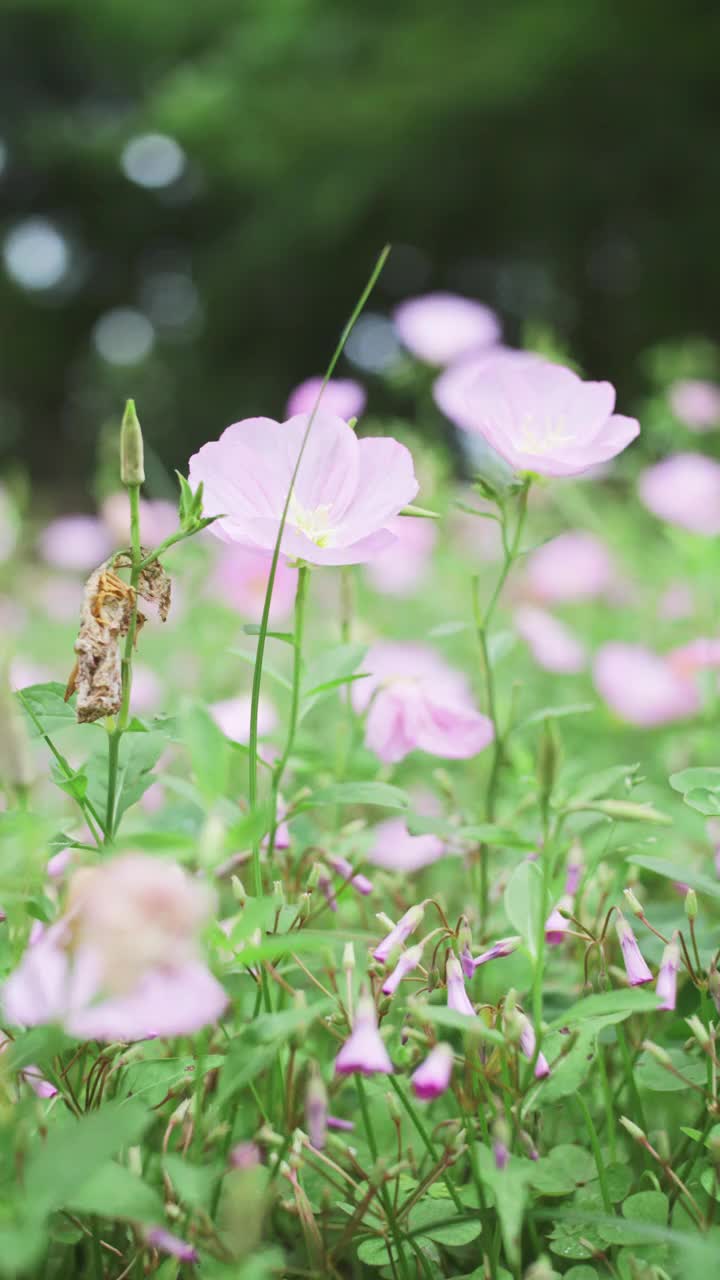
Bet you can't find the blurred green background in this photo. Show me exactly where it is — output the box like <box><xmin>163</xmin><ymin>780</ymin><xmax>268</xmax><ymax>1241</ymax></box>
<box><xmin>1</xmin><ymin>0</ymin><xmax>719</xmax><ymax>498</ymax></box>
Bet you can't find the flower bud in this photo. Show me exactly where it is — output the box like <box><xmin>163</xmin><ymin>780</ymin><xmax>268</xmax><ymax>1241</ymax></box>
<box><xmin>642</xmin><ymin>1040</ymin><xmax>672</xmax><ymax>1068</ymax></box>
<box><xmin>686</xmin><ymin>1014</ymin><xmax>711</xmax><ymax>1048</ymax></box>
<box><xmin>685</xmin><ymin>888</ymin><xmax>698</xmax><ymax>921</ymax></box>
<box><xmin>120</xmin><ymin>399</ymin><xmax>145</xmax><ymax>486</ymax></box>
<box><xmin>623</xmin><ymin>888</ymin><xmax>644</xmax><ymax>917</ymax></box>
<box><xmin>231</xmin><ymin>876</ymin><xmax>248</xmax><ymax>904</ymax></box>
<box><xmin>619</xmin><ymin>1115</ymin><xmax>646</xmax><ymax>1143</ymax></box>
<box><xmin>342</xmin><ymin>942</ymin><xmax>355</xmax><ymax>974</ymax></box>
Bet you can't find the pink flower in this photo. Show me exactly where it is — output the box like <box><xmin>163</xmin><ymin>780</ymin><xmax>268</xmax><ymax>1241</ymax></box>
<box><xmin>305</xmin><ymin>1072</ymin><xmax>328</xmax><ymax>1149</ymax></box>
<box><xmin>373</xmin><ymin>903</ymin><xmax>425</xmax><ymax>964</ymax></box>
<box><xmin>411</xmin><ymin>1042</ymin><xmax>454</xmax><ymax>1100</ymax></box>
<box><xmin>441</xmin><ymin>357</ymin><xmax>640</xmax><ymax>476</ymax></box>
<box><xmin>188</xmin><ymin>412</ymin><xmax>418</xmax><ymax>566</ymax></box>
<box><xmin>364</xmin><ymin>516</ymin><xmax>436</xmax><ymax>597</ymax></box>
<box><xmin>211</xmin><ymin>544</ymin><xmax>298</xmax><ymax>622</ymax></box>
<box><xmin>38</xmin><ymin>515</ymin><xmax>113</xmax><ymax>572</ymax></box>
<box><xmin>615</xmin><ymin>912</ymin><xmax>653</xmax><ymax>986</ymax></box>
<box><xmin>669</xmin><ymin>379</ymin><xmax>720</xmax><ymax>431</ymax></box>
<box><xmin>638</xmin><ymin>453</ymin><xmax>720</xmax><ymax>536</ymax></box>
<box><xmin>101</xmin><ymin>495</ymin><xmax>178</xmax><ymax>547</ymax></box>
<box><xmin>658</xmin><ymin>582</ymin><xmax>694</xmax><ymax>621</ymax></box>
<box><xmin>2</xmin><ymin>856</ymin><xmax>227</xmax><ymax>1041</ymax></box>
<box><xmin>382</xmin><ymin>944</ymin><xmax>424</xmax><ymax>996</ymax></box>
<box><xmin>463</xmin><ymin>935</ymin><xmax>521</xmax><ymax>973</ymax></box>
<box><xmin>393</xmin><ymin>293</ymin><xmax>501</xmax><ymax>365</ymax></box>
<box><xmin>286</xmin><ymin>376</ymin><xmax>366</xmax><ymax>422</ymax></box>
<box><xmin>524</xmin><ymin>531</ymin><xmax>615</xmax><ymax>604</ymax></box>
<box><xmin>0</xmin><ymin>1033</ymin><xmax>57</xmax><ymax>1099</ymax></box>
<box><xmin>352</xmin><ymin>643</ymin><xmax>493</xmax><ymax>764</ymax></box>
<box><xmin>668</xmin><ymin>637</ymin><xmax>720</xmax><ymax>676</ymax></box>
<box><xmin>517</xmin><ymin>1013</ymin><xmax>550</xmax><ymax>1078</ymax></box>
<box><xmin>327</xmin><ymin>856</ymin><xmax>373</xmax><ymax>897</ymax></box>
<box><xmin>209</xmin><ymin>694</ymin><xmax>277</xmax><ymax>744</ymax></box>
<box><xmin>446</xmin><ymin>953</ymin><xmax>476</xmax><ymax>1017</ymax></box>
<box><xmin>514</xmin><ymin>605</ymin><xmax>586</xmax><ymax>674</ymax></box>
<box><xmin>656</xmin><ymin>933</ymin><xmax>680</xmax><ymax>1011</ymax></box>
<box><xmin>334</xmin><ymin>993</ymin><xmax>393</xmax><ymax>1076</ymax></box>
<box><xmin>144</xmin><ymin>1228</ymin><xmax>198</xmax><ymax>1264</ymax></box>
<box><xmin>545</xmin><ymin>896</ymin><xmax>573</xmax><ymax>945</ymax></box>
<box><xmin>130</xmin><ymin>664</ymin><xmax>163</xmax><ymax>714</ymax></box>
<box><xmin>593</xmin><ymin>643</ymin><xmax>700</xmax><ymax>727</ymax></box>
<box><xmin>367</xmin><ymin>818</ymin><xmax>446</xmax><ymax>872</ymax></box>
<box><xmin>434</xmin><ymin>349</ymin><xmax>541</xmax><ymax>434</ymax></box>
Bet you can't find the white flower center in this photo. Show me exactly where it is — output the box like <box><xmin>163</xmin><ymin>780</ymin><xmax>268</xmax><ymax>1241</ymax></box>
<box><xmin>516</xmin><ymin>411</ymin><xmax>575</xmax><ymax>455</ymax></box>
<box><xmin>287</xmin><ymin>496</ymin><xmax>335</xmax><ymax>547</ymax></box>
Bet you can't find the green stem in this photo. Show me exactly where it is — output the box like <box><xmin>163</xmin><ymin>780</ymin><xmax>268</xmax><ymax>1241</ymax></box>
<box><xmin>265</xmin><ymin>565</ymin><xmax>310</xmax><ymax>879</ymax></box>
<box><xmin>104</xmin><ymin>483</ymin><xmax>142</xmax><ymax>841</ymax></box>
<box><xmin>597</xmin><ymin>1044</ymin><xmax>617</xmax><ymax>1161</ymax></box>
<box><xmin>16</xmin><ymin>692</ymin><xmax>103</xmax><ymax>843</ymax></box>
<box><xmin>356</xmin><ymin>1076</ymin><xmax>411</xmax><ymax>1280</ymax></box>
<box><xmin>575</xmin><ymin>1093</ymin><xmax>613</xmax><ymax>1213</ymax></box>
<box><xmin>387</xmin><ymin>1076</ymin><xmax>464</xmax><ymax>1213</ymax></box>
<box><xmin>616</xmin><ymin>1023</ymin><xmax>647</xmax><ymax>1136</ymax></box>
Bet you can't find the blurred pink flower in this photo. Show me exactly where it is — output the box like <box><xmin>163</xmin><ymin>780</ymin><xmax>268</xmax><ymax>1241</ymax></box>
<box><xmin>366</xmin><ymin>817</ymin><xmax>446</xmax><ymax>872</ymax></box>
<box><xmin>441</xmin><ymin>357</ymin><xmax>639</xmax><ymax>476</ymax></box>
<box><xmin>545</xmin><ymin>896</ymin><xmax>573</xmax><ymax>945</ymax></box>
<box><xmin>435</xmin><ymin>349</ymin><xmax>541</xmax><ymax>433</ymax></box>
<box><xmin>352</xmin><ymin>642</ymin><xmax>493</xmax><ymax>763</ymax></box>
<box><xmin>38</xmin><ymin>515</ymin><xmax>113</xmax><ymax>572</ymax></box>
<box><xmin>102</xmin><ymin>494</ymin><xmax>178</xmax><ymax>547</ymax></box>
<box><xmin>212</xmin><ymin>543</ymin><xmax>298</xmax><ymax>621</ymax></box>
<box><xmin>382</xmin><ymin>944</ymin><xmax>423</xmax><ymax>996</ymax></box>
<box><xmin>518</xmin><ymin>1013</ymin><xmax>550</xmax><ymax>1078</ymax></box>
<box><xmin>658</xmin><ymin>581</ymin><xmax>694</xmax><ymax>621</ymax></box>
<box><xmin>130</xmin><ymin>664</ymin><xmax>163</xmax><ymax>715</ymax></box>
<box><xmin>10</xmin><ymin>659</ymin><xmax>54</xmax><ymax>690</ymax></box>
<box><xmin>364</xmin><ymin>516</ymin><xmax>437</xmax><ymax>597</ymax></box>
<box><xmin>656</xmin><ymin>933</ymin><xmax>680</xmax><ymax>1011</ymax></box>
<box><xmin>144</xmin><ymin>1228</ymin><xmax>198</xmax><ymax>1264</ymax></box>
<box><xmin>514</xmin><ymin>605</ymin><xmax>586</xmax><ymax>674</ymax></box>
<box><xmin>374</xmin><ymin>903</ymin><xmax>425</xmax><ymax>964</ymax></box>
<box><xmin>286</xmin><ymin>376</ymin><xmax>366</xmax><ymax>421</ymax></box>
<box><xmin>188</xmin><ymin>412</ymin><xmax>418</xmax><ymax>566</ymax></box>
<box><xmin>524</xmin><ymin>530</ymin><xmax>615</xmax><ymax>604</ymax></box>
<box><xmin>615</xmin><ymin>912</ymin><xmax>652</xmax><ymax>986</ymax></box>
<box><xmin>638</xmin><ymin>453</ymin><xmax>720</xmax><ymax>535</ymax></box>
<box><xmin>463</xmin><ymin>935</ymin><xmax>521</xmax><ymax>973</ymax></box>
<box><xmin>2</xmin><ymin>855</ymin><xmax>226</xmax><ymax>1041</ymax></box>
<box><xmin>669</xmin><ymin>378</ymin><xmax>720</xmax><ymax>431</ymax></box>
<box><xmin>668</xmin><ymin>637</ymin><xmax>720</xmax><ymax>676</ymax></box>
<box><xmin>393</xmin><ymin>292</ymin><xmax>501</xmax><ymax>365</ymax></box>
<box><xmin>446</xmin><ymin>953</ymin><xmax>476</xmax><ymax>1017</ymax></box>
<box><xmin>593</xmin><ymin>643</ymin><xmax>700</xmax><ymax>727</ymax></box>
<box><xmin>334</xmin><ymin>992</ymin><xmax>393</xmax><ymax>1076</ymax></box>
<box><xmin>37</xmin><ymin>576</ymin><xmax>84</xmax><ymax>622</ymax></box>
<box><xmin>411</xmin><ymin>1042</ymin><xmax>454</xmax><ymax>1100</ymax></box>
<box><xmin>209</xmin><ymin>694</ymin><xmax>277</xmax><ymax>744</ymax></box>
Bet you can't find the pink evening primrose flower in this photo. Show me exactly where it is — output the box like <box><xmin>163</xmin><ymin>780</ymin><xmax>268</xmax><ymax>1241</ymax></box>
<box><xmin>211</xmin><ymin>543</ymin><xmax>298</xmax><ymax>622</ymax></box>
<box><xmin>514</xmin><ymin>605</ymin><xmax>586</xmax><ymax>674</ymax></box>
<box><xmin>209</xmin><ymin>694</ymin><xmax>277</xmax><ymax>744</ymax></box>
<box><xmin>411</xmin><ymin>1042</ymin><xmax>454</xmax><ymax>1100</ymax></box>
<box><xmin>669</xmin><ymin>378</ymin><xmax>720</xmax><ymax>431</ymax></box>
<box><xmin>334</xmin><ymin>992</ymin><xmax>393</xmax><ymax>1076</ymax></box>
<box><xmin>364</xmin><ymin>515</ymin><xmax>436</xmax><ymax>597</ymax></box>
<box><xmin>524</xmin><ymin>530</ymin><xmax>615</xmax><ymax>604</ymax></box>
<box><xmin>382</xmin><ymin>944</ymin><xmax>424</xmax><ymax>996</ymax></box>
<box><xmin>38</xmin><ymin>515</ymin><xmax>113</xmax><ymax>573</ymax></box>
<box><xmin>434</xmin><ymin>349</ymin><xmax>542</xmax><ymax>435</ymax></box>
<box><xmin>1</xmin><ymin>855</ymin><xmax>227</xmax><ymax>1041</ymax></box>
<box><xmin>668</xmin><ymin>637</ymin><xmax>720</xmax><ymax>676</ymax></box>
<box><xmin>393</xmin><ymin>292</ymin><xmax>501</xmax><ymax>365</ymax></box>
<box><xmin>352</xmin><ymin>642</ymin><xmax>493</xmax><ymax>764</ymax></box>
<box><xmin>517</xmin><ymin>1013</ymin><xmax>550</xmax><ymax>1079</ymax></box>
<box><xmin>638</xmin><ymin>453</ymin><xmax>720</xmax><ymax>536</ymax></box>
<box><xmin>593</xmin><ymin>643</ymin><xmax>700</xmax><ymax>727</ymax></box>
<box><xmin>446</xmin><ymin>953</ymin><xmax>476</xmax><ymax>1017</ymax></box>
<box><xmin>440</xmin><ymin>356</ymin><xmax>640</xmax><ymax>476</ymax></box>
<box><xmin>658</xmin><ymin>582</ymin><xmax>694</xmax><ymax>622</ymax></box>
<box><xmin>366</xmin><ymin>818</ymin><xmax>446</xmax><ymax>873</ymax></box>
<box><xmin>188</xmin><ymin>412</ymin><xmax>418</xmax><ymax>566</ymax></box>
<box><xmin>373</xmin><ymin>903</ymin><xmax>425</xmax><ymax>964</ymax></box>
<box><xmin>101</xmin><ymin>495</ymin><xmax>178</xmax><ymax>547</ymax></box>
<box><xmin>656</xmin><ymin>933</ymin><xmax>681</xmax><ymax>1011</ymax></box>
<box><xmin>286</xmin><ymin>376</ymin><xmax>366</xmax><ymax>422</ymax></box>
<box><xmin>615</xmin><ymin>912</ymin><xmax>653</xmax><ymax>987</ymax></box>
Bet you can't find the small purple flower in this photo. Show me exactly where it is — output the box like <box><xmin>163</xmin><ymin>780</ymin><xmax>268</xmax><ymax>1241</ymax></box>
<box><xmin>229</xmin><ymin>1141</ymin><xmax>261</xmax><ymax>1169</ymax></box>
<box><xmin>615</xmin><ymin>912</ymin><xmax>653</xmax><ymax>986</ymax></box>
<box><xmin>518</xmin><ymin>1013</ymin><xmax>550</xmax><ymax>1079</ymax></box>
<box><xmin>305</xmin><ymin>1072</ymin><xmax>328</xmax><ymax>1150</ymax></box>
<box><xmin>464</xmin><ymin>935</ymin><xmax>521</xmax><ymax>972</ymax></box>
<box><xmin>460</xmin><ymin>944</ymin><xmax>475</xmax><ymax>980</ymax></box>
<box><xmin>411</xmin><ymin>1042</ymin><xmax>454</xmax><ymax>1100</ymax></box>
<box><xmin>545</xmin><ymin>896</ymin><xmax>572</xmax><ymax>946</ymax></box>
<box><xmin>564</xmin><ymin>847</ymin><xmax>583</xmax><ymax>897</ymax></box>
<box><xmin>382</xmin><ymin>944</ymin><xmax>424</xmax><ymax>996</ymax></box>
<box><xmin>318</xmin><ymin>872</ymin><xmax>338</xmax><ymax>913</ymax></box>
<box><xmin>327</xmin><ymin>1115</ymin><xmax>354</xmax><ymax>1132</ymax></box>
<box><xmin>328</xmin><ymin>855</ymin><xmax>373</xmax><ymax>897</ymax></box>
<box><xmin>373</xmin><ymin>903</ymin><xmax>425</xmax><ymax>964</ymax></box>
<box><xmin>335</xmin><ymin>993</ymin><xmax>394</xmax><ymax>1076</ymax></box>
<box><xmin>656</xmin><ymin>933</ymin><xmax>681</xmax><ymax>1011</ymax></box>
<box><xmin>493</xmin><ymin>1138</ymin><xmax>509</xmax><ymax>1170</ymax></box>
<box><xmin>145</xmin><ymin>1228</ymin><xmax>198</xmax><ymax>1263</ymax></box>
<box><xmin>446</xmin><ymin>954</ymin><xmax>476</xmax><ymax>1017</ymax></box>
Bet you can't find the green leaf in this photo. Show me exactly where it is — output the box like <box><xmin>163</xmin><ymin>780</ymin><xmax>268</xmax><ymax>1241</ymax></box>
<box><xmin>0</xmin><ymin>1221</ymin><xmax>47</xmax><ymax>1278</ymax></box>
<box><xmin>530</xmin><ymin>1145</ymin><xmax>597</xmax><ymax>1197</ymax></box>
<box><xmin>669</xmin><ymin>767</ymin><xmax>720</xmax><ymax>795</ymax></box>
<box><xmin>511</xmin><ymin>702</ymin><xmax>595</xmax><ymax>733</ymax></box>
<box><xmin>356</xmin><ymin>1237</ymin><xmax>395</xmax><ymax>1267</ymax></box>
<box><xmin>3</xmin><ymin>1026</ymin><xmax>71</xmax><ymax>1074</ymax></box>
<box><xmin>24</xmin><ymin>1100</ymin><xmax>152</xmax><ymax>1214</ymax></box>
<box><xmin>700</xmin><ymin>1166</ymin><xmax>720</xmax><ymax>1201</ymax></box>
<box><xmin>503</xmin><ymin>860</ymin><xmax>545</xmax><ymax>957</ymax></box>
<box><xmin>216</xmin><ymin>1043</ymin><xmax>281</xmax><ymax>1106</ymax></box>
<box><xmin>528</xmin><ymin>1028</ymin><xmax>597</xmax><ymax>1103</ymax></box>
<box><xmin>571</xmin><ymin>763</ymin><xmax>641</xmax><ymax>805</ymax></box>
<box><xmin>16</xmin><ymin>682</ymin><xmax>77</xmax><ymax>737</ymax></box>
<box><xmin>682</xmin><ymin>788</ymin><xmax>720</xmax><ymax>817</ymax></box>
<box><xmin>548</xmin><ymin>988</ymin><xmax>661</xmax><ymax>1030</ymax></box>
<box><xmin>566</xmin><ymin>798</ymin><xmax>671</xmax><ymax>825</ymax></box>
<box><xmin>297</xmin><ymin>781</ymin><xmax>409</xmax><ymax>811</ymax></box>
<box><xmin>242</xmin><ymin>625</ymin><xmax>295</xmax><ymax>644</ymax></box>
<box><xmin>604</xmin><ymin>1164</ymin><xmax>633</xmax><ymax>1203</ymax></box>
<box><xmin>629</xmin><ymin>855</ymin><xmax>720</xmax><ymax>902</ymax></box>
<box><xmin>181</xmin><ymin>703</ymin><xmax>231</xmax><ymax>801</ymax></box>
<box><xmin>408</xmin><ymin>1201</ymin><xmax>482</xmax><ymax>1246</ymax></box>
<box><xmin>634</xmin><ymin>1046</ymin><xmax>707</xmax><ymax>1092</ymax></box>
<box><xmin>405</xmin><ymin>815</ymin><xmax>535</xmax><ymax>848</ymax></box>
<box><xmin>408</xmin><ymin>1000</ymin><xmax>504</xmax><ymax>1044</ymax></box>
<box><xmin>164</xmin><ymin>1153</ymin><xmax>221</xmax><ymax>1209</ymax></box>
<box><xmin>598</xmin><ymin>1190</ymin><xmax>669</xmax><ymax>1245</ymax></box>
<box><xmin>564</xmin><ymin>1268</ymin><xmax>598</xmax><ymax>1279</ymax></box>
<box><xmin>64</xmin><ymin>1161</ymin><xmax>165</xmax><ymax>1223</ymax></box>
<box><xmin>474</xmin><ymin>1145</ymin><xmax>533</xmax><ymax>1264</ymax></box>
<box><xmin>85</xmin><ymin>731</ymin><xmax>165</xmax><ymax>828</ymax></box>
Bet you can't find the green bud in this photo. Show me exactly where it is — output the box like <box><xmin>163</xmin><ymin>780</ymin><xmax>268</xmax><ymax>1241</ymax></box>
<box><xmin>685</xmin><ymin>888</ymin><xmax>698</xmax><ymax>920</ymax></box>
<box><xmin>537</xmin><ymin>717</ymin><xmax>561</xmax><ymax>801</ymax></box>
<box><xmin>273</xmin><ymin>879</ymin><xmax>285</xmax><ymax>907</ymax></box>
<box><xmin>120</xmin><ymin>399</ymin><xmax>145</xmax><ymax>486</ymax></box>
<box><xmin>686</xmin><ymin>1014</ymin><xmax>711</xmax><ymax>1048</ymax></box>
<box><xmin>619</xmin><ymin>1115</ymin><xmax>646</xmax><ymax>1142</ymax></box>
<box><xmin>231</xmin><ymin>875</ymin><xmax>247</xmax><ymax>904</ymax></box>
<box><xmin>342</xmin><ymin>942</ymin><xmax>355</xmax><ymax>973</ymax></box>
<box><xmin>623</xmin><ymin>887</ymin><xmax>644</xmax><ymax>917</ymax></box>
<box><xmin>642</xmin><ymin>1040</ymin><xmax>671</xmax><ymax>1068</ymax></box>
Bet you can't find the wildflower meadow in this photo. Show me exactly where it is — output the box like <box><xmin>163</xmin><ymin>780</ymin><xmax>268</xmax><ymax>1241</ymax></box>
<box><xmin>4</xmin><ymin>251</ymin><xmax>720</xmax><ymax>1280</ymax></box>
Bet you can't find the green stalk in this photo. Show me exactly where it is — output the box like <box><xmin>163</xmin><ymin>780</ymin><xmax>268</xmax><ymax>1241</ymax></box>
<box><xmin>387</xmin><ymin>1076</ymin><xmax>464</xmax><ymax>1213</ymax></box>
<box><xmin>265</xmin><ymin>564</ymin><xmax>310</xmax><ymax>876</ymax></box>
<box><xmin>356</xmin><ymin>1076</ymin><xmax>412</xmax><ymax>1280</ymax></box>
<box><xmin>575</xmin><ymin>1093</ymin><xmax>613</xmax><ymax>1213</ymax></box>
<box><xmin>104</xmin><ymin>482</ymin><xmax>142</xmax><ymax>840</ymax></box>
<box><xmin>16</xmin><ymin>692</ymin><xmax>103</xmax><ymax>843</ymax></box>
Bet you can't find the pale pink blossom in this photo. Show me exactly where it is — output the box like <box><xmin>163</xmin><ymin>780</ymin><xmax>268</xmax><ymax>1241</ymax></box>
<box><xmin>514</xmin><ymin>605</ymin><xmax>586</xmax><ymax>674</ymax></box>
<box><xmin>434</xmin><ymin>349</ymin><xmax>541</xmax><ymax>434</ymax></box>
<box><xmin>382</xmin><ymin>944</ymin><xmax>423</xmax><ymax>996</ymax></box>
<box><xmin>364</xmin><ymin>516</ymin><xmax>436</xmax><ymax>597</ymax></box>
<box><xmin>188</xmin><ymin>412</ymin><xmax>418</xmax><ymax>566</ymax></box>
<box><xmin>656</xmin><ymin>933</ymin><xmax>680</xmax><ymax>1011</ymax></box>
<box><xmin>144</xmin><ymin>1229</ymin><xmax>198</xmax><ymax>1264</ymax></box>
<box><xmin>286</xmin><ymin>376</ymin><xmax>366</xmax><ymax>422</ymax></box>
<box><xmin>393</xmin><ymin>292</ymin><xmax>501</xmax><ymax>365</ymax></box>
<box><xmin>411</xmin><ymin>1042</ymin><xmax>454</xmax><ymax>1100</ymax></box>
<box><xmin>101</xmin><ymin>494</ymin><xmax>178</xmax><ymax>547</ymax></box>
<box><xmin>366</xmin><ymin>818</ymin><xmax>446</xmax><ymax>872</ymax></box>
<box><xmin>334</xmin><ymin>993</ymin><xmax>393</xmax><ymax>1076</ymax></box>
<box><xmin>10</xmin><ymin>660</ymin><xmax>54</xmax><ymax>691</ymax></box>
<box><xmin>352</xmin><ymin>643</ymin><xmax>493</xmax><ymax>763</ymax></box>
<box><xmin>658</xmin><ymin>582</ymin><xmax>694</xmax><ymax>621</ymax></box>
<box><xmin>524</xmin><ymin>530</ymin><xmax>615</xmax><ymax>604</ymax></box>
<box><xmin>38</xmin><ymin>515</ymin><xmax>112</xmax><ymax>572</ymax></box>
<box><xmin>211</xmin><ymin>543</ymin><xmax>298</xmax><ymax>622</ymax></box>
<box><xmin>669</xmin><ymin>379</ymin><xmax>720</xmax><ymax>431</ymax></box>
<box><xmin>327</xmin><ymin>856</ymin><xmax>373</xmax><ymax>897</ymax></box>
<box><xmin>446</xmin><ymin>953</ymin><xmax>476</xmax><ymax>1017</ymax></box>
<box><xmin>373</xmin><ymin>903</ymin><xmax>425</xmax><ymax>964</ymax></box>
<box><xmin>462</xmin><ymin>935</ymin><xmax>521</xmax><ymax>975</ymax></box>
<box><xmin>130</xmin><ymin>664</ymin><xmax>163</xmax><ymax>714</ymax></box>
<box><xmin>593</xmin><ymin>643</ymin><xmax>700</xmax><ymax>727</ymax></box>
<box><xmin>668</xmin><ymin>637</ymin><xmax>720</xmax><ymax>676</ymax></box>
<box><xmin>37</xmin><ymin>576</ymin><xmax>84</xmax><ymax>622</ymax></box>
<box><xmin>615</xmin><ymin>912</ymin><xmax>653</xmax><ymax>986</ymax></box>
<box><xmin>638</xmin><ymin>453</ymin><xmax>720</xmax><ymax>536</ymax></box>
<box><xmin>545</xmin><ymin>895</ymin><xmax>573</xmax><ymax>945</ymax></box>
<box><xmin>209</xmin><ymin>694</ymin><xmax>277</xmax><ymax>744</ymax></box>
<box><xmin>517</xmin><ymin>1013</ymin><xmax>550</xmax><ymax>1078</ymax></box>
<box><xmin>305</xmin><ymin>1072</ymin><xmax>328</xmax><ymax>1149</ymax></box>
<box><xmin>441</xmin><ymin>357</ymin><xmax>640</xmax><ymax>476</ymax></box>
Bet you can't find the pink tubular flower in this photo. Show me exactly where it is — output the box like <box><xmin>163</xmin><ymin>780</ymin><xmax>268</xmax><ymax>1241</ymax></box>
<box><xmin>366</xmin><ymin>818</ymin><xmax>446</xmax><ymax>873</ymax></box>
<box><xmin>327</xmin><ymin>856</ymin><xmax>373</xmax><ymax>897</ymax></box>
<box><xmin>145</xmin><ymin>1228</ymin><xmax>198</xmax><ymax>1264</ymax></box>
<box><xmin>656</xmin><ymin>933</ymin><xmax>681</xmax><ymax>1011</ymax></box>
<box><xmin>365</xmin><ymin>516</ymin><xmax>436</xmax><ymax>597</ymax></box>
<box><xmin>411</xmin><ymin>1042</ymin><xmax>454</xmax><ymax>1100</ymax></box>
<box><xmin>352</xmin><ymin>643</ymin><xmax>493</xmax><ymax>764</ymax></box>
<box><xmin>545</xmin><ymin>895</ymin><xmax>573</xmax><ymax>946</ymax></box>
<box><xmin>188</xmin><ymin>412</ymin><xmax>418</xmax><ymax>566</ymax></box>
<box><xmin>382</xmin><ymin>944</ymin><xmax>424</xmax><ymax>996</ymax></box>
<box><xmin>514</xmin><ymin>605</ymin><xmax>586</xmax><ymax>674</ymax></box>
<box><xmin>446</xmin><ymin>953</ymin><xmax>476</xmax><ymax>1017</ymax></box>
<box><xmin>327</xmin><ymin>1115</ymin><xmax>354</xmax><ymax>1132</ymax></box>
<box><xmin>669</xmin><ymin>378</ymin><xmax>720</xmax><ymax>431</ymax></box>
<box><xmin>286</xmin><ymin>376</ymin><xmax>366</xmax><ymax>422</ymax></box>
<box><xmin>463</xmin><ymin>935</ymin><xmax>521</xmax><ymax>973</ymax></box>
<box><xmin>524</xmin><ymin>530</ymin><xmax>615</xmax><ymax>604</ymax></box>
<box><xmin>615</xmin><ymin>912</ymin><xmax>653</xmax><ymax>987</ymax></box>
<box><xmin>593</xmin><ymin>643</ymin><xmax>700</xmax><ymax>727</ymax></box>
<box><xmin>38</xmin><ymin>515</ymin><xmax>113</xmax><ymax>572</ymax></box>
<box><xmin>209</xmin><ymin>694</ymin><xmax>277</xmax><ymax>744</ymax></box>
<box><xmin>373</xmin><ymin>903</ymin><xmax>425</xmax><ymax>964</ymax></box>
<box><xmin>305</xmin><ymin>1072</ymin><xmax>328</xmax><ymax>1150</ymax></box>
<box><xmin>334</xmin><ymin>993</ymin><xmax>393</xmax><ymax>1076</ymax></box>
<box><xmin>393</xmin><ymin>293</ymin><xmax>501</xmax><ymax>365</ymax></box>
<box><xmin>441</xmin><ymin>356</ymin><xmax>639</xmax><ymax>476</ymax></box>
<box><xmin>211</xmin><ymin>543</ymin><xmax>298</xmax><ymax>622</ymax></box>
<box><xmin>638</xmin><ymin>453</ymin><xmax>720</xmax><ymax>536</ymax></box>
<box><xmin>229</xmin><ymin>1142</ymin><xmax>261</xmax><ymax>1169</ymax></box>
<box><xmin>518</xmin><ymin>1013</ymin><xmax>550</xmax><ymax>1079</ymax></box>
<box><xmin>1</xmin><ymin>856</ymin><xmax>227</xmax><ymax>1041</ymax></box>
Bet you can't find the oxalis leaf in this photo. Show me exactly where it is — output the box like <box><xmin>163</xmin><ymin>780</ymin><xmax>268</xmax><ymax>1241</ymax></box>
<box><xmin>24</xmin><ymin>1100</ymin><xmax>152</xmax><ymax>1216</ymax></box>
<box><xmin>504</xmin><ymin>859</ymin><xmax>546</xmax><ymax>957</ymax></box>
<box><xmin>629</xmin><ymin>854</ymin><xmax>720</xmax><ymax>902</ymax></box>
